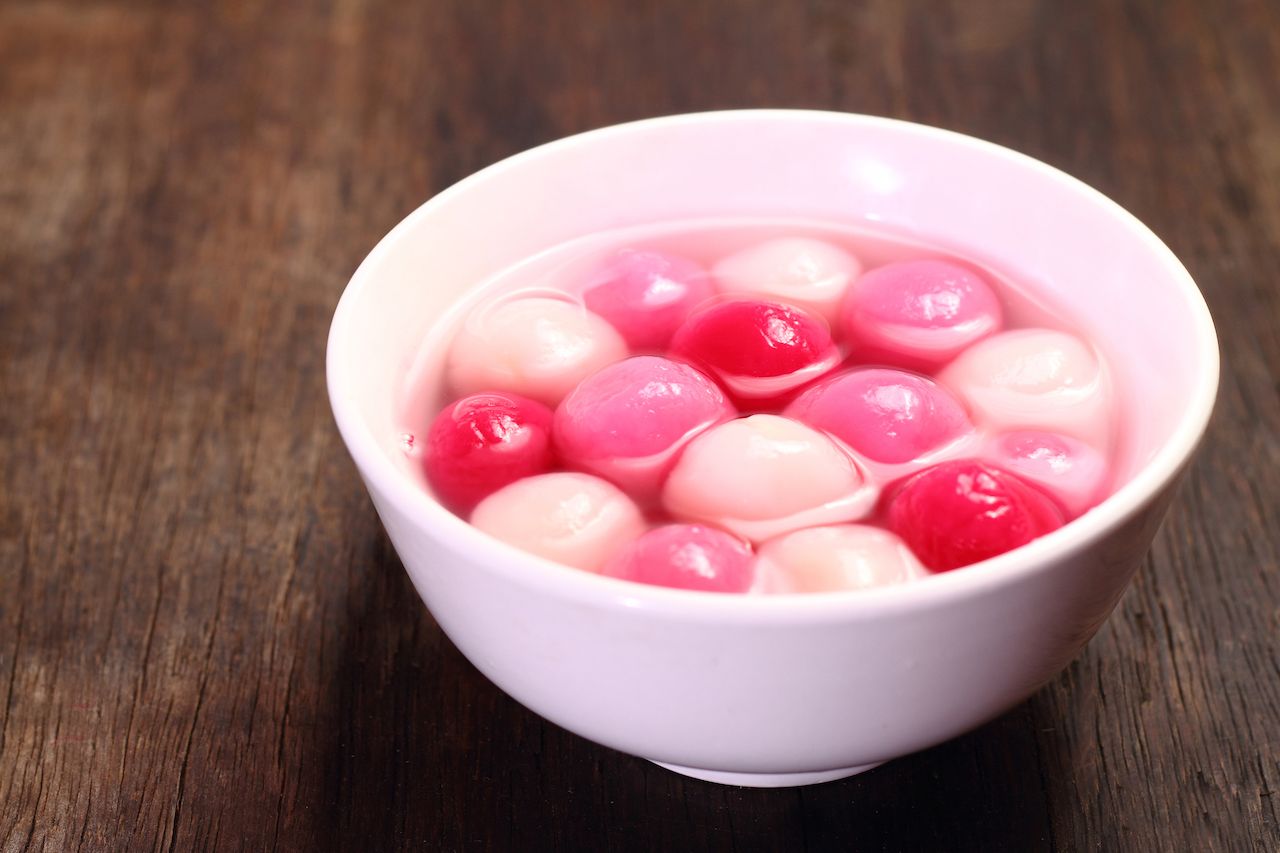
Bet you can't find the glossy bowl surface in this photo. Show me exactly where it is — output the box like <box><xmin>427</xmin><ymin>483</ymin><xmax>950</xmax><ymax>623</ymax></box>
<box><xmin>326</xmin><ymin>111</ymin><xmax>1218</xmax><ymax>786</ymax></box>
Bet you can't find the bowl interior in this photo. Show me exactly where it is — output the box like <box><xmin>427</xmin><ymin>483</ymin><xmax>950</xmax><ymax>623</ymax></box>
<box><xmin>327</xmin><ymin>110</ymin><xmax>1217</xmax><ymax>591</ymax></box>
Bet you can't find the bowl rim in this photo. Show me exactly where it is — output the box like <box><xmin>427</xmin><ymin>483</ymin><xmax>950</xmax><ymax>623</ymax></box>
<box><xmin>326</xmin><ymin>109</ymin><xmax>1220</xmax><ymax>624</ymax></box>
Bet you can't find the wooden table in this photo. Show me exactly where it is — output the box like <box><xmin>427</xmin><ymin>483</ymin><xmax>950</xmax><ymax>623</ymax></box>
<box><xmin>3</xmin><ymin>1</ymin><xmax>1277</xmax><ymax>849</ymax></box>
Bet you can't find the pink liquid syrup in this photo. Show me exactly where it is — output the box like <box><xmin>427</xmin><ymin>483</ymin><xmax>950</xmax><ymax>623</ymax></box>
<box><xmin>396</xmin><ymin>216</ymin><xmax>1124</xmax><ymax>593</ymax></box>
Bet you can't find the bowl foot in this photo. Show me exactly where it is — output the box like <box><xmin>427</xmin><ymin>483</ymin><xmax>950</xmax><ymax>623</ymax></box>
<box><xmin>651</xmin><ymin>760</ymin><xmax>884</xmax><ymax>787</ymax></box>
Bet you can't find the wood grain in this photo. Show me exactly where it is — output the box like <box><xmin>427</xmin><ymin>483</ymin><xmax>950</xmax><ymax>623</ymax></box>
<box><xmin>1</xmin><ymin>0</ymin><xmax>1276</xmax><ymax>850</ymax></box>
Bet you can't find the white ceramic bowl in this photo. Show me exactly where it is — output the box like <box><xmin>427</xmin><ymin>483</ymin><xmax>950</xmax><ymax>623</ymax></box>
<box><xmin>326</xmin><ymin>111</ymin><xmax>1218</xmax><ymax>787</ymax></box>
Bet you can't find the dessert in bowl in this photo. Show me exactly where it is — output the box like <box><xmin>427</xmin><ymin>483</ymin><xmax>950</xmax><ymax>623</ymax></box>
<box><xmin>326</xmin><ymin>110</ymin><xmax>1218</xmax><ymax>786</ymax></box>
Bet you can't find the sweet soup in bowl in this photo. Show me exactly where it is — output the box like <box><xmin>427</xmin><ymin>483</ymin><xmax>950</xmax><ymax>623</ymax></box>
<box><xmin>410</xmin><ymin>218</ymin><xmax>1118</xmax><ymax>593</ymax></box>
<box><xmin>327</xmin><ymin>111</ymin><xmax>1217</xmax><ymax>787</ymax></box>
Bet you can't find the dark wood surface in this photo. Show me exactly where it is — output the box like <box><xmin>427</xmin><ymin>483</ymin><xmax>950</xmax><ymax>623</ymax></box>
<box><xmin>3</xmin><ymin>1</ymin><xmax>1278</xmax><ymax>850</ymax></box>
